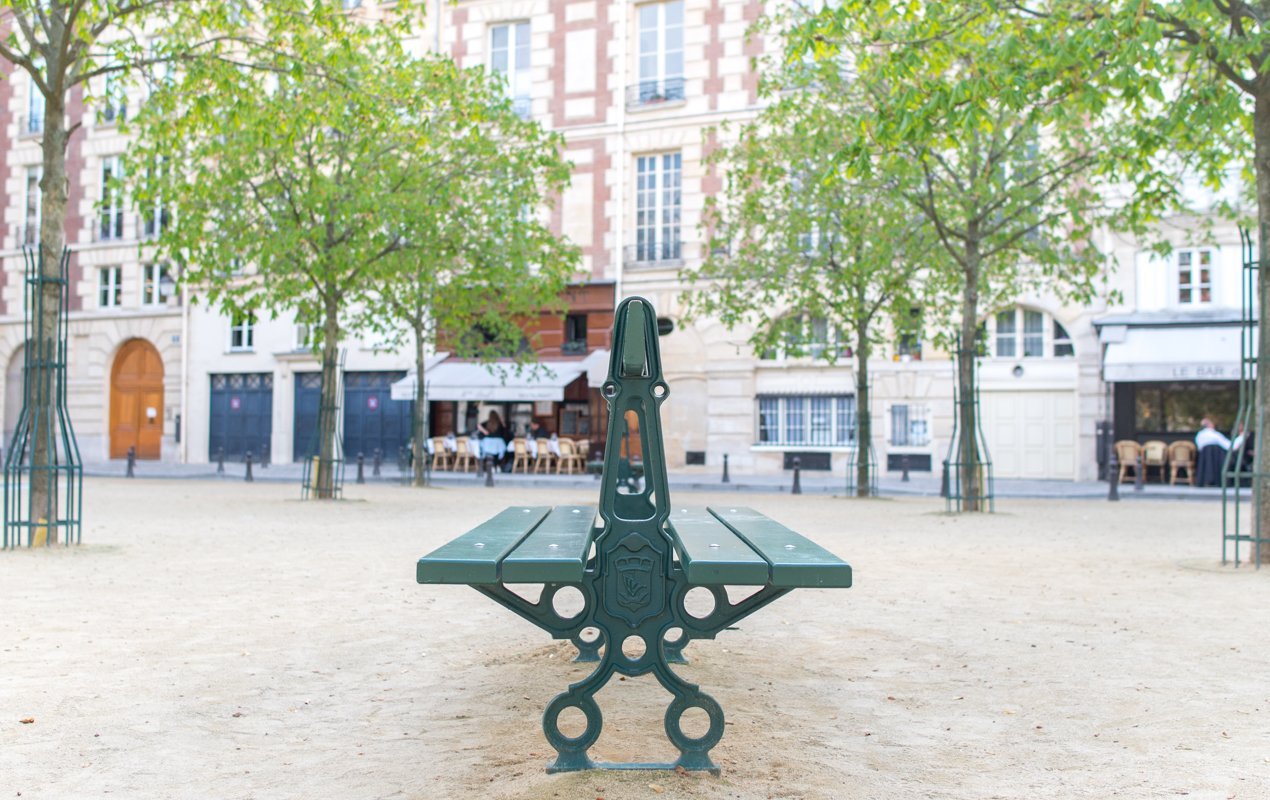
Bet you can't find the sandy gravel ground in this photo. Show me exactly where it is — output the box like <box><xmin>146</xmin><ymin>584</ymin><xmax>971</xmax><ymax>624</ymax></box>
<box><xmin>2</xmin><ymin>478</ymin><xmax>1268</xmax><ymax>800</ymax></box>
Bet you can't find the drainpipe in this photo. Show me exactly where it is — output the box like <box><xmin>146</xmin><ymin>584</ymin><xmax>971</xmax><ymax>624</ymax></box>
<box><xmin>614</xmin><ymin>0</ymin><xmax>628</xmax><ymax>308</ymax></box>
<box><xmin>179</xmin><ymin>282</ymin><xmax>190</xmax><ymax>464</ymax></box>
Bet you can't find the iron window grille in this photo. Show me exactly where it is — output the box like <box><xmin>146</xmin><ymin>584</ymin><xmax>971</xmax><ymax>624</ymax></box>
<box><xmin>889</xmin><ymin>404</ymin><xmax>931</xmax><ymax>447</ymax></box>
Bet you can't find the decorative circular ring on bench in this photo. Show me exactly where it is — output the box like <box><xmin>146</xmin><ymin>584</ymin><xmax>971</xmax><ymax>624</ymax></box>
<box><xmin>549</xmin><ymin>585</ymin><xmax>587</xmax><ymax>622</ymax></box>
<box><xmin>621</xmin><ymin>634</ymin><xmax>648</xmax><ymax>662</ymax></box>
<box><xmin>662</xmin><ymin>625</ymin><xmax>687</xmax><ymax>650</ymax></box>
<box><xmin>664</xmin><ymin>694</ymin><xmax>724</xmax><ymax>753</ymax></box>
<box><xmin>602</xmin><ymin>383</ymin><xmax>618</xmax><ymax>398</ymax></box>
<box><xmin>680</xmin><ymin>585</ymin><xmax>727</xmax><ymax>625</ymax></box>
<box><xmin>544</xmin><ymin>694</ymin><xmax>602</xmax><ymax>752</ymax></box>
<box><xmin>652</xmin><ymin>383</ymin><xmax>669</xmax><ymax>399</ymax></box>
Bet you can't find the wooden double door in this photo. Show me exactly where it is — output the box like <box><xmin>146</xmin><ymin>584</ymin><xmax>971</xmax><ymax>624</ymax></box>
<box><xmin>110</xmin><ymin>339</ymin><xmax>164</xmax><ymax>459</ymax></box>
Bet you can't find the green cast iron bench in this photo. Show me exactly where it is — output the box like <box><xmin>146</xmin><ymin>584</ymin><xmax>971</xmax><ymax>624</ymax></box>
<box><xmin>416</xmin><ymin>297</ymin><xmax>852</xmax><ymax>775</ymax></box>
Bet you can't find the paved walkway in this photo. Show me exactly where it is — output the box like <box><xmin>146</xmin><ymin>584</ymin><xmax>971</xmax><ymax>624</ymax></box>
<box><xmin>87</xmin><ymin>458</ymin><xmax>1226</xmax><ymax>501</ymax></box>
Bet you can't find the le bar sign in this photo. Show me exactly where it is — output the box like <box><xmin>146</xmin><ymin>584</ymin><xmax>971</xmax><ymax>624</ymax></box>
<box><xmin>1169</xmin><ymin>364</ymin><xmax>1241</xmax><ymax>380</ymax></box>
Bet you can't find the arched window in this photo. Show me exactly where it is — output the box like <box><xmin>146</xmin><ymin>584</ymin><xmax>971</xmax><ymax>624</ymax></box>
<box><xmin>989</xmin><ymin>307</ymin><xmax>1074</xmax><ymax>359</ymax></box>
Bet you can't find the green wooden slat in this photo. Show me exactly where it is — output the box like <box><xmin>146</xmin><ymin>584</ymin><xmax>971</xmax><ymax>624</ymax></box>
<box><xmin>501</xmin><ymin>505</ymin><xmax>598</xmax><ymax>583</ymax></box>
<box><xmin>666</xmin><ymin>507</ymin><xmax>771</xmax><ymax>585</ymax></box>
<box><xmin>417</xmin><ymin>506</ymin><xmax>551</xmax><ymax>585</ymax></box>
<box><xmin>708</xmin><ymin>506</ymin><xmax>852</xmax><ymax>589</ymax></box>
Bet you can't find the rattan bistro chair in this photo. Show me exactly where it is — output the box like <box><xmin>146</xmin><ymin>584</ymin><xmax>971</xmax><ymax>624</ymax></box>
<box><xmin>1142</xmin><ymin>440</ymin><xmax>1169</xmax><ymax>483</ymax></box>
<box><xmin>557</xmin><ymin>438</ymin><xmax>584</xmax><ymax>475</ymax></box>
<box><xmin>431</xmin><ymin>437</ymin><xmax>452</xmax><ymax>471</ymax></box>
<box><xmin>1168</xmin><ymin>440</ymin><xmax>1197</xmax><ymax>486</ymax></box>
<box><xmin>1115</xmin><ymin>440</ymin><xmax>1144</xmax><ymax>483</ymax></box>
<box><xmin>453</xmin><ymin>437</ymin><xmax>476</xmax><ymax>473</ymax></box>
<box><xmin>533</xmin><ymin>438</ymin><xmax>556</xmax><ymax>473</ymax></box>
<box><xmin>511</xmin><ymin>438</ymin><xmax>531</xmax><ymax>473</ymax></box>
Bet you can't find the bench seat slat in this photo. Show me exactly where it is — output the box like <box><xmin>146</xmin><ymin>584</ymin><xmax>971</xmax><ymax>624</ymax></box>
<box><xmin>708</xmin><ymin>506</ymin><xmax>852</xmax><ymax>588</ymax></box>
<box><xmin>500</xmin><ymin>505</ymin><xmax>598</xmax><ymax>584</ymax></box>
<box><xmin>417</xmin><ymin>506</ymin><xmax>551</xmax><ymax>585</ymax></box>
<box><xmin>666</xmin><ymin>507</ymin><xmax>771</xmax><ymax>585</ymax></box>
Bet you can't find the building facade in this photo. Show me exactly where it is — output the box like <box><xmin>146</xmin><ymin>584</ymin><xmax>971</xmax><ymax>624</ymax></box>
<box><xmin>0</xmin><ymin>1</ymin><xmax>1250</xmax><ymax>481</ymax></box>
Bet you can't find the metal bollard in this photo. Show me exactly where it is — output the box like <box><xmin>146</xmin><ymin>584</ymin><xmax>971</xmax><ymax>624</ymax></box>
<box><xmin>373</xmin><ymin>448</ymin><xmax>382</xmax><ymax>477</ymax></box>
<box><xmin>1107</xmin><ymin>445</ymin><xmax>1120</xmax><ymax>502</ymax></box>
<box><xmin>216</xmin><ymin>446</ymin><xmax>225</xmax><ymax>475</ymax></box>
<box><xmin>356</xmin><ymin>452</ymin><xmax>365</xmax><ymax>484</ymax></box>
<box><xmin>244</xmin><ymin>451</ymin><xmax>254</xmax><ymax>482</ymax></box>
<box><xmin>1134</xmin><ymin>453</ymin><xmax>1144</xmax><ymax>492</ymax></box>
<box><xmin>261</xmin><ymin>442</ymin><xmax>270</xmax><ymax>469</ymax></box>
<box><xmin>901</xmin><ymin>455</ymin><xmax>911</xmax><ymax>483</ymax></box>
<box><xmin>484</xmin><ymin>456</ymin><xmax>495</xmax><ymax>487</ymax></box>
<box><xmin>791</xmin><ymin>456</ymin><xmax>802</xmax><ymax>495</ymax></box>
<box><xmin>722</xmin><ymin>453</ymin><xmax>730</xmax><ymax>484</ymax></box>
<box><xmin>940</xmin><ymin>462</ymin><xmax>949</xmax><ymax>498</ymax></box>
<box><xmin>126</xmin><ymin>446</ymin><xmax>136</xmax><ymax>478</ymax></box>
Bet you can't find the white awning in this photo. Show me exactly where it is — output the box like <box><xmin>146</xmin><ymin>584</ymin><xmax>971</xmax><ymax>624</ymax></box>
<box><xmin>393</xmin><ymin>359</ymin><xmax>592</xmax><ymax>402</ymax></box>
<box><xmin>387</xmin><ymin>353</ymin><xmax>450</xmax><ymax>401</ymax></box>
<box><xmin>582</xmin><ymin>348</ymin><xmax>610</xmax><ymax>389</ymax></box>
<box><xmin>1102</xmin><ymin>325</ymin><xmax>1249</xmax><ymax>382</ymax></box>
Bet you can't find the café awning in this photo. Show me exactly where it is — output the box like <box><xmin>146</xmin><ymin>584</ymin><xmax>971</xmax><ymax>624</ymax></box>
<box><xmin>392</xmin><ymin>358</ymin><xmax>599</xmax><ymax>402</ymax></box>
<box><xmin>1101</xmin><ymin>324</ymin><xmax>1247</xmax><ymax>382</ymax></box>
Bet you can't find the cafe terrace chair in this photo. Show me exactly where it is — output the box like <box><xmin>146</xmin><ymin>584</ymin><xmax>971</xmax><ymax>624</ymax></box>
<box><xmin>511</xmin><ymin>438</ymin><xmax>531</xmax><ymax>473</ymax></box>
<box><xmin>1142</xmin><ymin>440</ymin><xmax>1169</xmax><ymax>483</ymax></box>
<box><xmin>431</xmin><ymin>437</ymin><xmax>452</xmax><ymax>471</ymax></box>
<box><xmin>1168</xmin><ymin>440</ymin><xmax>1197</xmax><ymax>486</ymax></box>
<box><xmin>1114</xmin><ymin>440</ymin><xmax>1143</xmax><ymax>484</ymax></box>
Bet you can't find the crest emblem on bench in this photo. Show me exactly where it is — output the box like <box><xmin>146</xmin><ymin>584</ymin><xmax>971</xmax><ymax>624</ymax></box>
<box><xmin>606</xmin><ymin>532</ymin><xmax>664</xmax><ymax>625</ymax></box>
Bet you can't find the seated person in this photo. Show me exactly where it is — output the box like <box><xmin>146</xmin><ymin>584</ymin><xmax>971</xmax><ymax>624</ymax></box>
<box><xmin>1195</xmin><ymin>418</ymin><xmax>1231</xmax><ymax>487</ymax></box>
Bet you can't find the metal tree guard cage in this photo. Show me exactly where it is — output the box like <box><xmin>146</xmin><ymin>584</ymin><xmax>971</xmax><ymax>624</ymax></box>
<box><xmin>942</xmin><ymin>340</ymin><xmax>994</xmax><ymax>512</ymax></box>
<box><xmin>3</xmin><ymin>246</ymin><xmax>83</xmax><ymax>548</ymax></box>
<box><xmin>300</xmin><ymin>350</ymin><xmax>346</xmax><ymax>500</ymax></box>
<box><xmin>845</xmin><ymin>408</ymin><xmax>879</xmax><ymax>497</ymax></box>
<box><xmin>1221</xmin><ymin>227</ymin><xmax>1265</xmax><ymax>567</ymax></box>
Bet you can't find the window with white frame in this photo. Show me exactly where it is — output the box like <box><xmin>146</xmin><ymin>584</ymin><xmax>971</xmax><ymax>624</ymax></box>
<box><xmin>100</xmin><ymin>156</ymin><xmax>125</xmax><ymax>241</ymax></box>
<box><xmin>1177</xmin><ymin>249</ymin><xmax>1213</xmax><ymax>304</ymax></box>
<box><xmin>490</xmin><ymin>22</ymin><xmax>531</xmax><ymax>118</ymax></box>
<box><xmin>634</xmin><ymin>152</ymin><xmax>682</xmax><ymax>262</ymax></box>
<box><xmin>635</xmin><ymin>0</ymin><xmax>684</xmax><ymax>105</ymax></box>
<box><xmin>295</xmin><ymin>322</ymin><xmax>315</xmax><ymax>351</ymax></box>
<box><xmin>23</xmin><ymin>166</ymin><xmax>41</xmax><ymax>246</ymax></box>
<box><xmin>229</xmin><ymin>311</ymin><xmax>256</xmax><ymax>351</ymax></box>
<box><xmin>757</xmin><ymin>395</ymin><xmax>856</xmax><ymax>446</ymax></box>
<box><xmin>889</xmin><ymin>403</ymin><xmax>931</xmax><ymax>447</ymax></box>
<box><xmin>991</xmin><ymin>307</ymin><xmax>1073</xmax><ymax>359</ymax></box>
<box><xmin>27</xmin><ymin>73</ymin><xmax>44</xmax><ymax>135</ymax></box>
<box><xmin>142</xmin><ymin>159</ymin><xmax>169</xmax><ymax>239</ymax></box>
<box><xmin>100</xmin><ymin>72</ymin><xmax>126</xmax><ymax>124</ymax></box>
<box><xmin>99</xmin><ymin>267</ymin><xmax>122</xmax><ymax>308</ymax></box>
<box><xmin>142</xmin><ymin>263</ymin><xmax>172</xmax><ymax>306</ymax></box>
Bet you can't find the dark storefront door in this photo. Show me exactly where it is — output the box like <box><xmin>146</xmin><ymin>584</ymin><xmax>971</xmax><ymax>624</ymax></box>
<box><xmin>209</xmin><ymin>373</ymin><xmax>273</xmax><ymax>461</ymax></box>
<box><xmin>293</xmin><ymin>373</ymin><xmax>322</xmax><ymax>460</ymax></box>
<box><xmin>343</xmin><ymin>372</ymin><xmax>411</xmax><ymax>460</ymax></box>
<box><xmin>293</xmin><ymin>372</ymin><xmax>411</xmax><ymax>461</ymax></box>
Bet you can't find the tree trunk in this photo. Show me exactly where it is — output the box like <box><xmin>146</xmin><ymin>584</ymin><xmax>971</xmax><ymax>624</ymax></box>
<box><xmin>1254</xmin><ymin>96</ymin><xmax>1270</xmax><ymax>563</ymax></box>
<box><xmin>855</xmin><ymin>329</ymin><xmax>871</xmax><ymax>498</ymax></box>
<box><xmin>30</xmin><ymin>88</ymin><xmax>72</xmax><ymax>540</ymax></box>
<box><xmin>412</xmin><ymin>323</ymin><xmax>429</xmax><ymax>487</ymax></box>
<box><xmin>315</xmin><ymin>297</ymin><xmax>341</xmax><ymax>499</ymax></box>
<box><xmin>958</xmin><ymin>242</ymin><xmax>982</xmax><ymax>512</ymax></box>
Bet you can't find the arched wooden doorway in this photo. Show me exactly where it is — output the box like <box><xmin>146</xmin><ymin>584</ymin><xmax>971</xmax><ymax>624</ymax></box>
<box><xmin>110</xmin><ymin>339</ymin><xmax>164</xmax><ymax>459</ymax></box>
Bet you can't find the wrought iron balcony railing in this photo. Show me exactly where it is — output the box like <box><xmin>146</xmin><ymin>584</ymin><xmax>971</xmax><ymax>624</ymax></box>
<box><xmin>626</xmin><ymin>77</ymin><xmax>686</xmax><ymax>110</ymax></box>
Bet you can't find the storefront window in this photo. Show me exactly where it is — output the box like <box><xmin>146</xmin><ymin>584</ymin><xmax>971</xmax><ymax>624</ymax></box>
<box><xmin>1133</xmin><ymin>382</ymin><xmax>1238</xmax><ymax>433</ymax></box>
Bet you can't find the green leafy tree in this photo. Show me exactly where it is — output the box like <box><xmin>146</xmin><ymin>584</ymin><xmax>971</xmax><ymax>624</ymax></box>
<box><xmin>791</xmin><ymin>1</ymin><xmax>1127</xmax><ymax>510</ymax></box>
<box><xmin>358</xmin><ymin>139</ymin><xmax>577</xmax><ymax>488</ymax></box>
<box><xmin>683</xmin><ymin>45</ymin><xmax>937</xmax><ymax>497</ymax></box>
<box><xmin>0</xmin><ymin>1</ymin><xmax>293</xmax><ymax>535</ymax></box>
<box><xmin>130</xmin><ymin>14</ymin><xmax>573</xmax><ymax>496</ymax></box>
<box><xmin>1039</xmin><ymin>0</ymin><xmax>1269</xmax><ymax>552</ymax></box>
